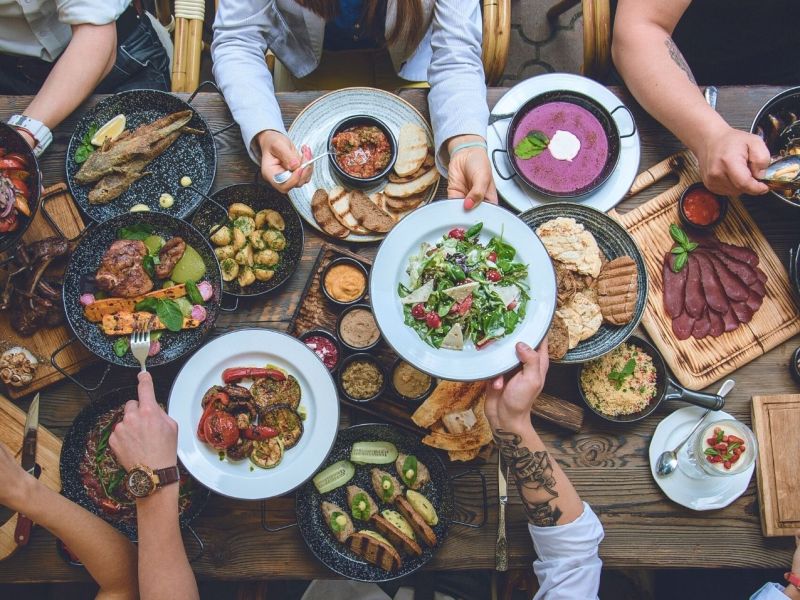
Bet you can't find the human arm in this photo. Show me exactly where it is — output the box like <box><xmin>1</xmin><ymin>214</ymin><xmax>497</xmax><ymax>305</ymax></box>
<box><xmin>109</xmin><ymin>372</ymin><xmax>199</xmax><ymax>600</ymax></box>
<box><xmin>485</xmin><ymin>340</ymin><xmax>603</xmax><ymax>599</ymax></box>
<box><xmin>612</xmin><ymin>0</ymin><xmax>770</xmax><ymax>197</ymax></box>
<box><xmin>750</xmin><ymin>532</ymin><xmax>800</xmax><ymax>599</ymax></box>
<box><xmin>427</xmin><ymin>0</ymin><xmax>494</xmax><ymax>208</ymax></box>
<box><xmin>211</xmin><ymin>0</ymin><xmax>310</xmax><ymax>192</ymax></box>
<box><xmin>0</xmin><ymin>443</ymin><xmax>137</xmax><ymax>600</ymax></box>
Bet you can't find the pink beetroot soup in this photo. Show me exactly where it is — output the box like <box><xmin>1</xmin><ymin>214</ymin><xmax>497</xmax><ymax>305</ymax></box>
<box><xmin>511</xmin><ymin>101</ymin><xmax>609</xmax><ymax>195</ymax></box>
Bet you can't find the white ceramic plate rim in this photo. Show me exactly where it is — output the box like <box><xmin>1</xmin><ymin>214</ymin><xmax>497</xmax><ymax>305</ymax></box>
<box><xmin>168</xmin><ymin>329</ymin><xmax>339</xmax><ymax>500</ymax></box>
<box><xmin>649</xmin><ymin>406</ymin><xmax>754</xmax><ymax>511</ymax></box>
<box><xmin>370</xmin><ymin>199</ymin><xmax>557</xmax><ymax>380</ymax></box>
<box><xmin>287</xmin><ymin>87</ymin><xmax>437</xmax><ymax>243</ymax></box>
<box><xmin>488</xmin><ymin>73</ymin><xmax>641</xmax><ymax>213</ymax></box>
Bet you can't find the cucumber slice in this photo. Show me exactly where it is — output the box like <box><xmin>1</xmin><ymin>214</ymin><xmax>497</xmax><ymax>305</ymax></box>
<box><xmin>313</xmin><ymin>460</ymin><xmax>355</xmax><ymax>494</ymax></box>
<box><xmin>350</xmin><ymin>441</ymin><xmax>398</xmax><ymax>465</ymax></box>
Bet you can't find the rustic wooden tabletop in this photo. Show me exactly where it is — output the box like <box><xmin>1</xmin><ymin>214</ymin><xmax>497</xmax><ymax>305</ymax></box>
<box><xmin>0</xmin><ymin>86</ymin><xmax>797</xmax><ymax>583</ymax></box>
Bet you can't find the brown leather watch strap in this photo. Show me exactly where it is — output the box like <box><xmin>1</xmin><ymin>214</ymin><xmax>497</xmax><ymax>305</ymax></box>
<box><xmin>154</xmin><ymin>466</ymin><xmax>180</xmax><ymax>487</ymax></box>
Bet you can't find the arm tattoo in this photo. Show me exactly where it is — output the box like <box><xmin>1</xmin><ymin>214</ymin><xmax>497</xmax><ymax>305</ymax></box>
<box><xmin>495</xmin><ymin>429</ymin><xmax>563</xmax><ymax>527</ymax></box>
<box><xmin>664</xmin><ymin>37</ymin><xmax>696</xmax><ymax>84</ymax></box>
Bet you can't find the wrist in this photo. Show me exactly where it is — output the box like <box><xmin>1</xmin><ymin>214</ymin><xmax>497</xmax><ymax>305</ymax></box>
<box><xmin>493</xmin><ymin>417</ymin><xmax>535</xmax><ymax>438</ymax></box>
<box><xmin>447</xmin><ymin>133</ymin><xmax>484</xmax><ymax>155</ymax></box>
<box><xmin>3</xmin><ymin>473</ymin><xmax>38</xmax><ymax>511</ymax></box>
<box><xmin>257</xmin><ymin>129</ymin><xmax>283</xmax><ymax>152</ymax></box>
<box><xmin>784</xmin><ymin>585</ymin><xmax>800</xmax><ymax>600</ymax></box>
<box><xmin>685</xmin><ymin>112</ymin><xmax>729</xmax><ymax>156</ymax></box>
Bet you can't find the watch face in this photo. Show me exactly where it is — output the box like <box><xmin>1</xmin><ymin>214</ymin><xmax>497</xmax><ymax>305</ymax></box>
<box><xmin>126</xmin><ymin>469</ymin><xmax>155</xmax><ymax>498</ymax></box>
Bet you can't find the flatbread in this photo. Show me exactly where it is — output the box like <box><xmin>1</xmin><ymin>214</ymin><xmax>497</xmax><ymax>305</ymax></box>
<box><xmin>388</xmin><ymin>164</ymin><xmax>430</xmax><ymax>184</ymax></box>
<box><xmin>349</xmin><ymin>190</ymin><xmax>395</xmax><ymax>233</ymax></box>
<box><xmin>555</xmin><ymin>291</ymin><xmax>602</xmax><ymax>349</ymax></box>
<box><xmin>555</xmin><ymin>262</ymin><xmax>579</xmax><ymax>306</ymax></box>
<box><xmin>536</xmin><ymin>217</ymin><xmax>602</xmax><ymax>277</ymax></box>
<box><xmin>421</xmin><ymin>396</ymin><xmax>491</xmax><ymax>452</ymax></box>
<box><xmin>311</xmin><ymin>188</ymin><xmax>349</xmax><ymax>238</ymax></box>
<box><xmin>448</xmin><ymin>448</ymin><xmax>481</xmax><ymax>462</ymax></box>
<box><xmin>411</xmin><ymin>381</ymin><xmax>483</xmax><ymax>428</ymax></box>
<box><xmin>395</xmin><ymin>123</ymin><xmax>428</xmax><ymax>176</ymax></box>
<box><xmin>384</xmin><ymin>168</ymin><xmax>439</xmax><ymax>198</ymax></box>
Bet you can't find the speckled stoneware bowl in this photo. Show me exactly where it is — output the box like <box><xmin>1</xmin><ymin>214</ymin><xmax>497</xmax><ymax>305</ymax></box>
<box><xmin>519</xmin><ymin>203</ymin><xmax>648</xmax><ymax>363</ymax></box>
<box><xmin>0</xmin><ymin>121</ymin><xmax>42</xmax><ymax>254</ymax></box>
<box><xmin>62</xmin><ymin>211</ymin><xmax>222</xmax><ymax>368</ymax></box>
<box><xmin>60</xmin><ymin>386</ymin><xmax>209</xmax><ymax>540</ymax></box>
<box><xmin>295</xmin><ymin>423</ymin><xmax>453</xmax><ymax>582</ymax></box>
<box><xmin>190</xmin><ymin>183</ymin><xmax>304</xmax><ymax>298</ymax></box>
<box><xmin>65</xmin><ymin>90</ymin><xmax>216</xmax><ymax>222</ymax></box>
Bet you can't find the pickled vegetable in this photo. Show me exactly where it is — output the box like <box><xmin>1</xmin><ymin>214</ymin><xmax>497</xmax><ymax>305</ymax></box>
<box><xmin>170</xmin><ymin>245</ymin><xmax>206</xmax><ymax>283</ymax></box>
<box><xmin>313</xmin><ymin>460</ymin><xmax>355</xmax><ymax>494</ymax></box>
<box><xmin>351</xmin><ymin>441</ymin><xmax>398</xmax><ymax>465</ymax></box>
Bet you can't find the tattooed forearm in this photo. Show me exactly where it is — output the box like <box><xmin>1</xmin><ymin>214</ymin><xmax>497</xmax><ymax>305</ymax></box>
<box><xmin>664</xmin><ymin>37</ymin><xmax>696</xmax><ymax>83</ymax></box>
<box><xmin>495</xmin><ymin>429</ymin><xmax>563</xmax><ymax>526</ymax></box>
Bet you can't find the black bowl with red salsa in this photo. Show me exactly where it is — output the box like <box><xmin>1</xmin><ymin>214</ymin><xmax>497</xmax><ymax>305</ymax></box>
<box><xmin>328</xmin><ymin>115</ymin><xmax>397</xmax><ymax>188</ymax></box>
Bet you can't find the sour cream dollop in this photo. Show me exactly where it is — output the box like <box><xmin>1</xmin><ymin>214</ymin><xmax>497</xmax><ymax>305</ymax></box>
<box><xmin>548</xmin><ymin>130</ymin><xmax>581</xmax><ymax>161</ymax></box>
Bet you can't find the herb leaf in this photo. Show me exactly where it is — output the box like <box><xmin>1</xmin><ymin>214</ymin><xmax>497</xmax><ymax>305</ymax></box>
<box><xmin>672</xmin><ymin>251</ymin><xmax>688</xmax><ymax>273</ymax></box>
<box><xmin>669</xmin><ymin>224</ymin><xmax>690</xmax><ymax>247</ymax></box>
<box><xmin>185</xmin><ymin>280</ymin><xmax>203</xmax><ymax>304</ymax></box>
<box><xmin>118</xmin><ymin>223</ymin><xmax>154</xmax><ymax>241</ymax></box>
<box><xmin>608</xmin><ymin>358</ymin><xmax>637</xmax><ymax>390</ymax></box>
<box><xmin>513</xmin><ymin>131</ymin><xmax>549</xmax><ymax>160</ymax></box>
<box><xmin>74</xmin><ymin>124</ymin><xmax>98</xmax><ymax>164</ymax></box>
<box><xmin>156</xmin><ymin>298</ymin><xmax>184</xmax><ymax>332</ymax></box>
<box><xmin>466</xmin><ymin>222</ymin><xmax>483</xmax><ymax>238</ymax></box>
<box><xmin>113</xmin><ymin>337</ymin><xmax>129</xmax><ymax>357</ymax></box>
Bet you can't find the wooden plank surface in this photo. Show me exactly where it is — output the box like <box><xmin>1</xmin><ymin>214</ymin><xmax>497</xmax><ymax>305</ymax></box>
<box><xmin>0</xmin><ymin>86</ymin><xmax>797</xmax><ymax>582</ymax></box>
<box><xmin>0</xmin><ymin>184</ymin><xmax>96</xmax><ymax>399</ymax></box>
<box><xmin>0</xmin><ymin>393</ymin><xmax>62</xmax><ymax>561</ymax></box>
<box><xmin>611</xmin><ymin>151</ymin><xmax>800</xmax><ymax>388</ymax></box>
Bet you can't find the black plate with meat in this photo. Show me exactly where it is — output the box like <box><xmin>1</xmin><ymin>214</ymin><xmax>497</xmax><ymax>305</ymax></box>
<box><xmin>294</xmin><ymin>423</ymin><xmax>484</xmax><ymax>583</ymax></box>
<box><xmin>0</xmin><ymin>122</ymin><xmax>42</xmax><ymax>254</ymax></box>
<box><xmin>62</xmin><ymin>211</ymin><xmax>222</xmax><ymax>368</ymax></box>
<box><xmin>65</xmin><ymin>90</ymin><xmax>216</xmax><ymax>222</ymax></box>
<box><xmin>190</xmin><ymin>183</ymin><xmax>304</xmax><ymax>300</ymax></box>
<box><xmin>60</xmin><ymin>386</ymin><xmax>209</xmax><ymax>540</ymax></box>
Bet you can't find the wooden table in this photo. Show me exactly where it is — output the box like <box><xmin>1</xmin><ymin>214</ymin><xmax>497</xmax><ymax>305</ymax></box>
<box><xmin>0</xmin><ymin>86</ymin><xmax>797</xmax><ymax>583</ymax></box>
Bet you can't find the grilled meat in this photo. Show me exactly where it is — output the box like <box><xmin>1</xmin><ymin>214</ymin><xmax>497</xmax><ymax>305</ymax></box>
<box><xmin>95</xmin><ymin>239</ymin><xmax>154</xmax><ymax>298</ymax></box>
<box><xmin>155</xmin><ymin>237</ymin><xmax>186</xmax><ymax>279</ymax></box>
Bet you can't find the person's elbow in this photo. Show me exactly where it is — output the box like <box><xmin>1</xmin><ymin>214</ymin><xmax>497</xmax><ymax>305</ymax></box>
<box><xmin>611</xmin><ymin>20</ymin><xmax>635</xmax><ymax>76</ymax></box>
<box><xmin>71</xmin><ymin>22</ymin><xmax>118</xmax><ymax>78</ymax></box>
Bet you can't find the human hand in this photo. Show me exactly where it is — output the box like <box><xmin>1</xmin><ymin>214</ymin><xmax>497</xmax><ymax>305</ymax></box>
<box><xmin>694</xmin><ymin>125</ymin><xmax>770</xmax><ymax>197</ymax></box>
<box><xmin>792</xmin><ymin>529</ymin><xmax>800</xmax><ymax>574</ymax></box>
<box><xmin>257</xmin><ymin>130</ymin><xmax>313</xmax><ymax>193</ymax></box>
<box><xmin>0</xmin><ymin>441</ymin><xmax>35</xmax><ymax>509</ymax></box>
<box><xmin>109</xmin><ymin>372</ymin><xmax>178</xmax><ymax>472</ymax></box>
<box><xmin>484</xmin><ymin>340</ymin><xmax>549</xmax><ymax>434</ymax></box>
<box><xmin>447</xmin><ymin>135</ymin><xmax>497</xmax><ymax>210</ymax></box>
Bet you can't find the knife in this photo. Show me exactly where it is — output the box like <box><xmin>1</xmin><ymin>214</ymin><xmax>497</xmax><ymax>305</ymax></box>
<box><xmin>495</xmin><ymin>457</ymin><xmax>508</xmax><ymax>572</ymax></box>
<box><xmin>15</xmin><ymin>394</ymin><xmax>39</xmax><ymax>547</ymax></box>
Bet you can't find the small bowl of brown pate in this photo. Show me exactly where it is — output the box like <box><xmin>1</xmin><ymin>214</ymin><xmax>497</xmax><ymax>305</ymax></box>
<box><xmin>338</xmin><ymin>353</ymin><xmax>387</xmax><ymax>403</ymax></box>
<box><xmin>337</xmin><ymin>303</ymin><xmax>381</xmax><ymax>352</ymax></box>
<box><xmin>390</xmin><ymin>358</ymin><xmax>435</xmax><ymax>403</ymax></box>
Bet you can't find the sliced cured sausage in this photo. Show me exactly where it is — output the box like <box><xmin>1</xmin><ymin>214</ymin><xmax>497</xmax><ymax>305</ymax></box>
<box><xmin>663</xmin><ymin>252</ymin><xmax>687</xmax><ymax>318</ymax></box>
<box><xmin>698</xmin><ymin>249</ymin><xmax>749</xmax><ymax>302</ymax></box>
<box><xmin>684</xmin><ymin>255</ymin><xmax>706</xmax><ymax>318</ymax></box>
<box><xmin>691</xmin><ymin>308</ymin><xmax>711</xmax><ymax>339</ymax></box>
<box><xmin>721</xmin><ymin>306</ymin><xmax>739</xmax><ymax>332</ymax></box>
<box><xmin>751</xmin><ymin>279</ymin><xmax>766</xmax><ymax>298</ymax></box>
<box><xmin>746</xmin><ymin>289</ymin><xmax>763</xmax><ymax>312</ymax></box>
<box><xmin>694</xmin><ymin>233</ymin><xmax>760</xmax><ymax>267</ymax></box>
<box><xmin>756</xmin><ymin>267</ymin><xmax>767</xmax><ymax>284</ymax></box>
<box><xmin>706</xmin><ymin>248</ymin><xmax>757</xmax><ymax>285</ymax></box>
<box><xmin>695</xmin><ymin>252</ymin><xmax>729</xmax><ymax>314</ymax></box>
<box><xmin>707</xmin><ymin>308</ymin><xmax>725</xmax><ymax>337</ymax></box>
<box><xmin>731</xmin><ymin>301</ymin><xmax>754</xmax><ymax>324</ymax></box>
<box><xmin>672</xmin><ymin>311</ymin><xmax>696</xmax><ymax>341</ymax></box>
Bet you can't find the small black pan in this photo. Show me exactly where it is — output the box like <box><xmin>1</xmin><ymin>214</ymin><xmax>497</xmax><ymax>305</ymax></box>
<box><xmin>0</xmin><ymin>122</ymin><xmax>42</xmax><ymax>254</ymax></box>
<box><xmin>578</xmin><ymin>335</ymin><xmax>724</xmax><ymax>423</ymax></box>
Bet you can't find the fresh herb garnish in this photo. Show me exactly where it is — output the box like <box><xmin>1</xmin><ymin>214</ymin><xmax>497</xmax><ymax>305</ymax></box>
<box><xmin>117</xmin><ymin>223</ymin><xmax>154</xmax><ymax>241</ymax></box>
<box><xmin>134</xmin><ymin>297</ymin><xmax>184</xmax><ymax>332</ymax></box>
<box><xmin>513</xmin><ymin>131</ymin><xmax>549</xmax><ymax>160</ymax></box>
<box><xmin>669</xmin><ymin>224</ymin><xmax>699</xmax><ymax>273</ymax></box>
<box><xmin>142</xmin><ymin>254</ymin><xmax>158</xmax><ymax>279</ymax></box>
<box><xmin>74</xmin><ymin>124</ymin><xmax>98</xmax><ymax>164</ymax></box>
<box><xmin>607</xmin><ymin>358</ymin><xmax>636</xmax><ymax>390</ymax></box>
<box><xmin>401</xmin><ymin>455</ymin><xmax>418</xmax><ymax>487</ymax></box>
<box><xmin>113</xmin><ymin>337</ymin><xmax>129</xmax><ymax>358</ymax></box>
<box><xmin>465</xmin><ymin>222</ymin><xmax>483</xmax><ymax>238</ymax></box>
<box><xmin>185</xmin><ymin>280</ymin><xmax>203</xmax><ymax>304</ymax></box>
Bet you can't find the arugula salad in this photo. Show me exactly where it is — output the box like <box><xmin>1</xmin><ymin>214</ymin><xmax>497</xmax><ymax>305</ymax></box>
<box><xmin>398</xmin><ymin>223</ymin><xmax>529</xmax><ymax>350</ymax></box>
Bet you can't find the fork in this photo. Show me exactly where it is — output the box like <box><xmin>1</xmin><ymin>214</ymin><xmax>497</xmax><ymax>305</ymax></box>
<box><xmin>130</xmin><ymin>320</ymin><xmax>152</xmax><ymax>372</ymax></box>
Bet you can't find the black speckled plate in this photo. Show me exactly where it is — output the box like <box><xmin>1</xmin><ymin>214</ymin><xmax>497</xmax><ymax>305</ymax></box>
<box><xmin>60</xmin><ymin>386</ymin><xmax>209</xmax><ymax>540</ymax></box>
<box><xmin>65</xmin><ymin>90</ymin><xmax>216</xmax><ymax>222</ymax></box>
<box><xmin>519</xmin><ymin>203</ymin><xmax>648</xmax><ymax>363</ymax></box>
<box><xmin>0</xmin><ymin>122</ymin><xmax>42</xmax><ymax>254</ymax></box>
<box><xmin>296</xmin><ymin>423</ymin><xmax>452</xmax><ymax>582</ymax></box>
<box><xmin>62</xmin><ymin>211</ymin><xmax>222</xmax><ymax>368</ymax></box>
<box><xmin>190</xmin><ymin>183</ymin><xmax>304</xmax><ymax>297</ymax></box>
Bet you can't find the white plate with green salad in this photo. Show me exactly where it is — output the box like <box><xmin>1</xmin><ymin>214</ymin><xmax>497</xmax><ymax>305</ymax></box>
<box><xmin>370</xmin><ymin>199</ymin><xmax>556</xmax><ymax>380</ymax></box>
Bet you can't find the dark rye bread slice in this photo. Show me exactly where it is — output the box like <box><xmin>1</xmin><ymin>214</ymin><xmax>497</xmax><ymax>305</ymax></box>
<box><xmin>395</xmin><ymin>496</ymin><xmax>437</xmax><ymax>547</ymax></box>
<box><xmin>311</xmin><ymin>188</ymin><xmax>349</xmax><ymax>238</ymax></box>
<box><xmin>349</xmin><ymin>190</ymin><xmax>395</xmax><ymax>233</ymax></box>
<box><xmin>596</xmin><ymin>256</ymin><xmax>638</xmax><ymax>325</ymax></box>
<box><xmin>371</xmin><ymin>514</ymin><xmax>423</xmax><ymax>556</ymax></box>
<box><xmin>347</xmin><ymin>532</ymin><xmax>403</xmax><ymax>571</ymax></box>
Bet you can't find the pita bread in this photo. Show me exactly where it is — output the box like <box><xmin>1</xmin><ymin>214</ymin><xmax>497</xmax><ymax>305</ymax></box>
<box><xmin>447</xmin><ymin>447</ymin><xmax>481</xmax><ymax>462</ymax></box>
<box><xmin>421</xmin><ymin>396</ymin><xmax>492</xmax><ymax>451</ymax></box>
<box><xmin>411</xmin><ymin>381</ymin><xmax>483</xmax><ymax>428</ymax></box>
<box><xmin>556</xmin><ymin>291</ymin><xmax>602</xmax><ymax>349</ymax></box>
<box><xmin>440</xmin><ymin>323</ymin><xmax>464</xmax><ymax>350</ymax></box>
<box><xmin>423</xmin><ymin>152</ymin><xmax>435</xmax><ymax>168</ymax></box>
<box><xmin>536</xmin><ymin>217</ymin><xmax>602</xmax><ymax>277</ymax></box>
<box><xmin>349</xmin><ymin>190</ymin><xmax>395</xmax><ymax>233</ymax></box>
<box><xmin>328</xmin><ymin>188</ymin><xmax>368</xmax><ymax>234</ymax></box>
<box><xmin>395</xmin><ymin>123</ymin><xmax>428</xmax><ymax>176</ymax></box>
<box><xmin>384</xmin><ymin>168</ymin><xmax>439</xmax><ymax>198</ymax></box>
<box><xmin>311</xmin><ymin>188</ymin><xmax>349</xmax><ymax>238</ymax></box>
<box><xmin>441</xmin><ymin>409</ymin><xmax>477</xmax><ymax>434</ymax></box>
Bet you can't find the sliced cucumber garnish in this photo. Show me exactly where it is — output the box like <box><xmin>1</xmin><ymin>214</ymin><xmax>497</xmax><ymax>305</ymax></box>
<box><xmin>350</xmin><ymin>441</ymin><xmax>398</xmax><ymax>465</ymax></box>
<box><xmin>313</xmin><ymin>460</ymin><xmax>355</xmax><ymax>494</ymax></box>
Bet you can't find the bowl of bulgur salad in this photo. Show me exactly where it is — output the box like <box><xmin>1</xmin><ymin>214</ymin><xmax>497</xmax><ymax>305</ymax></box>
<box><xmin>578</xmin><ymin>336</ymin><xmax>725</xmax><ymax>422</ymax></box>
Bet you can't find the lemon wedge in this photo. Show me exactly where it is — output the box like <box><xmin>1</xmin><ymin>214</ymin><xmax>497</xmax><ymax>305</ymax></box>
<box><xmin>91</xmin><ymin>114</ymin><xmax>126</xmax><ymax>146</ymax></box>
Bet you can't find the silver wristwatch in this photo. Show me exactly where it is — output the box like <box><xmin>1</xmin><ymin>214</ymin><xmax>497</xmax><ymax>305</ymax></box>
<box><xmin>8</xmin><ymin>115</ymin><xmax>52</xmax><ymax>157</ymax></box>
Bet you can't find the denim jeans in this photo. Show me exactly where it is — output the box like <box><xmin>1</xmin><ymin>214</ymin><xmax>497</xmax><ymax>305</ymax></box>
<box><xmin>0</xmin><ymin>14</ymin><xmax>170</xmax><ymax>95</ymax></box>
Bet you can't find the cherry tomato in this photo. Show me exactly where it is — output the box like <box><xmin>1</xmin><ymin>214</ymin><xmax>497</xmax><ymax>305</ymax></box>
<box><xmin>450</xmin><ymin>295</ymin><xmax>473</xmax><ymax>316</ymax></box>
<box><xmin>425</xmin><ymin>312</ymin><xmax>441</xmax><ymax>329</ymax></box>
<box><xmin>486</xmin><ymin>269</ymin><xmax>502</xmax><ymax>282</ymax></box>
<box><xmin>723</xmin><ymin>461</ymin><xmax>732</xmax><ymax>470</ymax></box>
<box><xmin>448</xmin><ymin>228</ymin><xmax>465</xmax><ymax>240</ymax></box>
<box><xmin>411</xmin><ymin>303</ymin><xmax>427</xmax><ymax>319</ymax></box>
<box><xmin>203</xmin><ymin>411</ymin><xmax>239</xmax><ymax>449</ymax></box>
<box><xmin>241</xmin><ymin>425</ymin><xmax>279</xmax><ymax>441</ymax></box>
<box><xmin>487</xmin><ymin>251</ymin><xmax>497</xmax><ymax>263</ymax></box>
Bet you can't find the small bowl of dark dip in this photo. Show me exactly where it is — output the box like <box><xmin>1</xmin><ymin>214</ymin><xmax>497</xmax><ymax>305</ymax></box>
<box><xmin>328</xmin><ymin>115</ymin><xmax>397</xmax><ymax>188</ymax></box>
<box><xmin>390</xmin><ymin>358</ymin><xmax>434</xmax><ymax>403</ymax></box>
<box><xmin>338</xmin><ymin>353</ymin><xmax>387</xmax><ymax>403</ymax></box>
<box><xmin>337</xmin><ymin>303</ymin><xmax>381</xmax><ymax>352</ymax></box>
<box><xmin>299</xmin><ymin>328</ymin><xmax>341</xmax><ymax>372</ymax></box>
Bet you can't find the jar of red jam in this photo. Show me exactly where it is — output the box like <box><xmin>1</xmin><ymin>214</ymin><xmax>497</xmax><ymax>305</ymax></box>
<box><xmin>299</xmin><ymin>329</ymin><xmax>341</xmax><ymax>371</ymax></box>
<box><xmin>679</xmin><ymin>183</ymin><xmax>728</xmax><ymax>230</ymax></box>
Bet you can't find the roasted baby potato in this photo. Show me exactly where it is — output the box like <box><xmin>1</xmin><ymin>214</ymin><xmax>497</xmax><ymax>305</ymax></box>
<box><xmin>210</xmin><ymin>225</ymin><xmax>232</xmax><ymax>246</ymax></box>
<box><xmin>233</xmin><ymin>216</ymin><xmax>256</xmax><ymax>236</ymax></box>
<box><xmin>214</xmin><ymin>245</ymin><xmax>235</xmax><ymax>260</ymax></box>
<box><xmin>220</xmin><ymin>258</ymin><xmax>239</xmax><ymax>282</ymax></box>
<box><xmin>235</xmin><ymin>245</ymin><xmax>254</xmax><ymax>267</ymax></box>
<box><xmin>248</xmin><ymin>230</ymin><xmax>267</xmax><ymax>250</ymax></box>
<box><xmin>228</xmin><ymin>202</ymin><xmax>255</xmax><ymax>219</ymax></box>
<box><xmin>255</xmin><ymin>249</ymin><xmax>279</xmax><ymax>267</ymax></box>
<box><xmin>238</xmin><ymin>265</ymin><xmax>255</xmax><ymax>287</ymax></box>
<box><xmin>262</xmin><ymin>229</ymin><xmax>286</xmax><ymax>251</ymax></box>
<box><xmin>254</xmin><ymin>267</ymin><xmax>275</xmax><ymax>282</ymax></box>
<box><xmin>232</xmin><ymin>227</ymin><xmax>246</xmax><ymax>250</ymax></box>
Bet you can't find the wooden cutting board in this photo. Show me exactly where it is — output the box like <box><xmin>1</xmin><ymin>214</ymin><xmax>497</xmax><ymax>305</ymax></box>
<box><xmin>752</xmin><ymin>394</ymin><xmax>800</xmax><ymax>537</ymax></box>
<box><xmin>0</xmin><ymin>392</ymin><xmax>62</xmax><ymax>560</ymax></box>
<box><xmin>610</xmin><ymin>151</ymin><xmax>800</xmax><ymax>389</ymax></box>
<box><xmin>0</xmin><ymin>184</ymin><xmax>96</xmax><ymax>399</ymax></box>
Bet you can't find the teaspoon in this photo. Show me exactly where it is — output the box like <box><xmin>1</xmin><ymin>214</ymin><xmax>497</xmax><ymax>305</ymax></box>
<box><xmin>273</xmin><ymin>151</ymin><xmax>337</xmax><ymax>185</ymax></box>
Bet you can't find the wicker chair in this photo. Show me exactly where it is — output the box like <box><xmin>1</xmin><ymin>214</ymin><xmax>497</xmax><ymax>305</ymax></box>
<box><xmin>547</xmin><ymin>0</ymin><xmax>613</xmax><ymax>81</ymax></box>
<box><xmin>166</xmin><ymin>0</ymin><xmax>512</xmax><ymax>92</ymax></box>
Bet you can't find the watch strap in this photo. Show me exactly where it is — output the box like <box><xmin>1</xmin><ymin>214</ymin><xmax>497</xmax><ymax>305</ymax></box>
<box><xmin>8</xmin><ymin>115</ymin><xmax>52</xmax><ymax>157</ymax></box>
<box><xmin>154</xmin><ymin>466</ymin><xmax>180</xmax><ymax>487</ymax></box>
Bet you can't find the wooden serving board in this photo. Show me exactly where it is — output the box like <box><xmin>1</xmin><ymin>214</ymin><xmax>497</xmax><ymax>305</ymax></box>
<box><xmin>0</xmin><ymin>184</ymin><xmax>96</xmax><ymax>399</ymax></box>
<box><xmin>752</xmin><ymin>394</ymin><xmax>800</xmax><ymax>537</ymax></box>
<box><xmin>0</xmin><ymin>392</ymin><xmax>62</xmax><ymax>560</ymax></box>
<box><xmin>610</xmin><ymin>151</ymin><xmax>800</xmax><ymax>389</ymax></box>
<box><xmin>288</xmin><ymin>244</ymin><xmax>584</xmax><ymax>436</ymax></box>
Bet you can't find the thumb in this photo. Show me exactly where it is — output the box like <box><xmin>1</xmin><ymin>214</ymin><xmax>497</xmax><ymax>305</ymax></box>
<box><xmin>271</xmin><ymin>137</ymin><xmax>301</xmax><ymax>170</ymax></box>
<box><xmin>747</xmin><ymin>136</ymin><xmax>771</xmax><ymax>179</ymax></box>
<box><xmin>137</xmin><ymin>372</ymin><xmax>158</xmax><ymax>409</ymax></box>
<box><xmin>465</xmin><ymin>167</ymin><xmax>492</xmax><ymax>208</ymax></box>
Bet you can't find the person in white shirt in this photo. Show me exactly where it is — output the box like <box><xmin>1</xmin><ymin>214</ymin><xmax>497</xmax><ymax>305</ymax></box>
<box><xmin>485</xmin><ymin>339</ymin><xmax>603</xmax><ymax>599</ymax></box>
<box><xmin>0</xmin><ymin>0</ymin><xmax>170</xmax><ymax>157</ymax></box>
<box><xmin>750</xmin><ymin>531</ymin><xmax>800</xmax><ymax>600</ymax></box>
<box><xmin>211</xmin><ymin>0</ymin><xmax>495</xmax><ymax>210</ymax></box>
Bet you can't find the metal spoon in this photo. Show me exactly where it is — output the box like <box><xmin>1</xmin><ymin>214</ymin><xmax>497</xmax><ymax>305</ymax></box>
<box><xmin>655</xmin><ymin>378</ymin><xmax>735</xmax><ymax>477</ymax></box>
<box><xmin>272</xmin><ymin>152</ymin><xmax>336</xmax><ymax>185</ymax></box>
<box><xmin>759</xmin><ymin>155</ymin><xmax>800</xmax><ymax>192</ymax></box>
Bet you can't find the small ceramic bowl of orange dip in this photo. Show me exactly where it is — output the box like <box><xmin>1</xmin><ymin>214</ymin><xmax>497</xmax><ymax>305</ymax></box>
<box><xmin>321</xmin><ymin>257</ymin><xmax>368</xmax><ymax>306</ymax></box>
